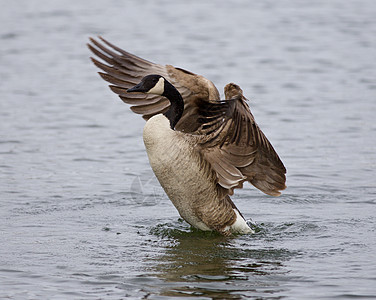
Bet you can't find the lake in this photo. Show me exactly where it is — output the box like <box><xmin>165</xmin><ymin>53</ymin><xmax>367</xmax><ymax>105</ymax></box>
<box><xmin>0</xmin><ymin>0</ymin><xmax>375</xmax><ymax>299</ymax></box>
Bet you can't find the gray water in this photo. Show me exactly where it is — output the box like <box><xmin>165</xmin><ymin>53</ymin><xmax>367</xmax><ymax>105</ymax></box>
<box><xmin>1</xmin><ymin>0</ymin><xmax>376</xmax><ymax>299</ymax></box>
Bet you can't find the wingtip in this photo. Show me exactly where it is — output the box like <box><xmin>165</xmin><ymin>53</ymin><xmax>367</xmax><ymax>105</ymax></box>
<box><xmin>266</xmin><ymin>190</ymin><xmax>281</xmax><ymax>197</ymax></box>
<box><xmin>98</xmin><ymin>35</ymin><xmax>111</xmax><ymax>47</ymax></box>
<box><xmin>271</xmin><ymin>184</ymin><xmax>287</xmax><ymax>197</ymax></box>
<box><xmin>88</xmin><ymin>36</ymin><xmax>99</xmax><ymax>46</ymax></box>
<box><xmin>87</xmin><ymin>39</ymin><xmax>96</xmax><ymax>51</ymax></box>
<box><xmin>89</xmin><ymin>56</ymin><xmax>100</xmax><ymax>65</ymax></box>
<box><xmin>88</xmin><ymin>35</ymin><xmax>104</xmax><ymax>41</ymax></box>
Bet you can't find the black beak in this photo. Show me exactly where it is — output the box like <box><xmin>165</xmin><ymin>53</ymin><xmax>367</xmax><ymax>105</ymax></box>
<box><xmin>127</xmin><ymin>83</ymin><xmax>145</xmax><ymax>93</ymax></box>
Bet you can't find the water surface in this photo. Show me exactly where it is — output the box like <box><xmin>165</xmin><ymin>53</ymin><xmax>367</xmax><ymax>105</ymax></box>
<box><xmin>1</xmin><ymin>0</ymin><xmax>376</xmax><ymax>299</ymax></box>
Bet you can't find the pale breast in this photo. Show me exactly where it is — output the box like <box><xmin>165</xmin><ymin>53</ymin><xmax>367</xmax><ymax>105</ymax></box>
<box><xmin>143</xmin><ymin>114</ymin><xmax>216</xmax><ymax>231</ymax></box>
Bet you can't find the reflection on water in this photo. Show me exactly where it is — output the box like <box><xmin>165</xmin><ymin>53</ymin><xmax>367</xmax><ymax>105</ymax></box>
<box><xmin>147</xmin><ymin>223</ymin><xmax>295</xmax><ymax>298</ymax></box>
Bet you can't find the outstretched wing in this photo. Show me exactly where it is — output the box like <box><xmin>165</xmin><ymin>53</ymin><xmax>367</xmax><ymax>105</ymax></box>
<box><xmin>88</xmin><ymin>37</ymin><xmax>286</xmax><ymax>196</ymax></box>
<box><xmin>195</xmin><ymin>95</ymin><xmax>286</xmax><ymax>197</ymax></box>
<box><xmin>88</xmin><ymin>36</ymin><xmax>220</xmax><ymax>132</ymax></box>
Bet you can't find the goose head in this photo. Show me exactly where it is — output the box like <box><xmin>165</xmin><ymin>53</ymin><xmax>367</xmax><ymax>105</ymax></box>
<box><xmin>127</xmin><ymin>75</ymin><xmax>184</xmax><ymax>130</ymax></box>
<box><xmin>127</xmin><ymin>74</ymin><xmax>166</xmax><ymax>95</ymax></box>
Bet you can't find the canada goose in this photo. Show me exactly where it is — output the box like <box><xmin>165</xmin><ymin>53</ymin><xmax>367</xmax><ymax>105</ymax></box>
<box><xmin>88</xmin><ymin>37</ymin><xmax>286</xmax><ymax>235</ymax></box>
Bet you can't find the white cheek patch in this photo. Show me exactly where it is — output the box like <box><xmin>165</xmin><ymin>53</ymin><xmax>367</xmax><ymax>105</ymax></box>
<box><xmin>147</xmin><ymin>77</ymin><xmax>165</xmax><ymax>95</ymax></box>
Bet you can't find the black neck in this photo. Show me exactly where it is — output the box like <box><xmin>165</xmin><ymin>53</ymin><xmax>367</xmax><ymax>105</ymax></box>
<box><xmin>162</xmin><ymin>81</ymin><xmax>184</xmax><ymax>129</ymax></box>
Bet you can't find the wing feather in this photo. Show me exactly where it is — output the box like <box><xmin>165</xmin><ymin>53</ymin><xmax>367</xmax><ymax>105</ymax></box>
<box><xmin>88</xmin><ymin>36</ymin><xmax>220</xmax><ymax>127</ymax></box>
<box><xmin>194</xmin><ymin>90</ymin><xmax>286</xmax><ymax>197</ymax></box>
<box><xmin>88</xmin><ymin>37</ymin><xmax>286</xmax><ymax>197</ymax></box>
